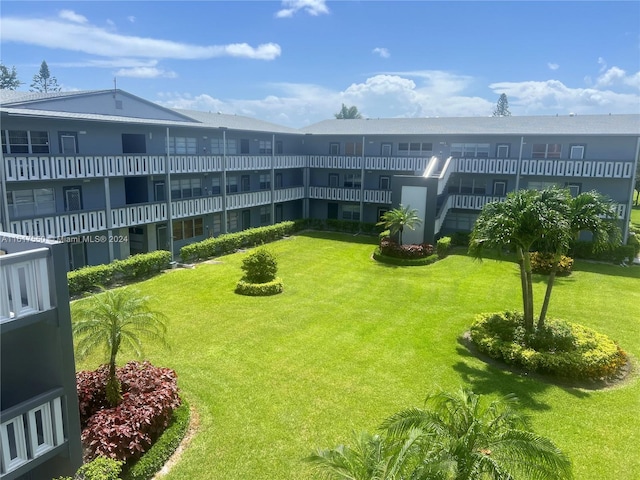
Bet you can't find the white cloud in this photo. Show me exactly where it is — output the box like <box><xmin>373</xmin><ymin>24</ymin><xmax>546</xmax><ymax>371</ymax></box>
<box><xmin>115</xmin><ymin>66</ymin><xmax>177</xmax><ymax>79</ymax></box>
<box><xmin>0</xmin><ymin>15</ymin><xmax>281</xmax><ymax>60</ymax></box>
<box><xmin>58</xmin><ymin>10</ymin><xmax>87</xmax><ymax>24</ymax></box>
<box><xmin>276</xmin><ymin>0</ymin><xmax>329</xmax><ymax>18</ymax></box>
<box><xmin>595</xmin><ymin>66</ymin><xmax>640</xmax><ymax>89</ymax></box>
<box><xmin>548</xmin><ymin>63</ymin><xmax>559</xmax><ymax>70</ymax></box>
<box><xmin>372</xmin><ymin>47</ymin><xmax>390</xmax><ymax>59</ymax></box>
<box><xmin>127</xmin><ymin>16</ymin><xmax>136</xmax><ymax>23</ymax></box>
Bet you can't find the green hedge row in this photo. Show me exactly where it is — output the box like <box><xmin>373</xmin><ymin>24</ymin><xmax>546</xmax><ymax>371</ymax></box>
<box><xmin>122</xmin><ymin>400</ymin><xmax>191</xmax><ymax>480</ymax></box>
<box><xmin>570</xmin><ymin>241</ymin><xmax>636</xmax><ymax>263</ymax></box>
<box><xmin>235</xmin><ymin>278</ymin><xmax>284</xmax><ymax>296</ymax></box>
<box><xmin>68</xmin><ymin>250</ymin><xmax>172</xmax><ymax>296</ymax></box>
<box><xmin>179</xmin><ymin>221</ymin><xmax>303</xmax><ymax>262</ymax></box>
<box><xmin>302</xmin><ymin>218</ymin><xmax>379</xmax><ymax>235</ymax></box>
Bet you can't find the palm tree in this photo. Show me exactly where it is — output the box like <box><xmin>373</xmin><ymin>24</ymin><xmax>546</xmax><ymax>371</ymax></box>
<box><xmin>71</xmin><ymin>287</ymin><xmax>168</xmax><ymax>406</ymax></box>
<box><xmin>469</xmin><ymin>188</ymin><xmax>570</xmax><ymax>332</ymax></box>
<box><xmin>537</xmin><ymin>190</ymin><xmax>620</xmax><ymax>326</ymax></box>
<box><xmin>381</xmin><ymin>389</ymin><xmax>573</xmax><ymax>480</ymax></box>
<box><xmin>377</xmin><ymin>205</ymin><xmax>422</xmax><ymax>245</ymax></box>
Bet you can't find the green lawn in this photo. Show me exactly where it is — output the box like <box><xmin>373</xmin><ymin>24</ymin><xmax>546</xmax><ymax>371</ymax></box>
<box><xmin>74</xmin><ymin>232</ymin><xmax>640</xmax><ymax>479</ymax></box>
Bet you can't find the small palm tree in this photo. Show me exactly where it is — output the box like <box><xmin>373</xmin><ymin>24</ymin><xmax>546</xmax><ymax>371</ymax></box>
<box><xmin>377</xmin><ymin>205</ymin><xmax>422</xmax><ymax>245</ymax></box>
<box><xmin>72</xmin><ymin>287</ymin><xmax>168</xmax><ymax>406</ymax></box>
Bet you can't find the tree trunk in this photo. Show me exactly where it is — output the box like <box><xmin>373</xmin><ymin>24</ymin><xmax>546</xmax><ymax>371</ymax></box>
<box><xmin>538</xmin><ymin>257</ymin><xmax>560</xmax><ymax>329</ymax></box>
<box><xmin>516</xmin><ymin>247</ymin><xmax>529</xmax><ymax>321</ymax></box>
<box><xmin>520</xmin><ymin>248</ymin><xmax>535</xmax><ymax>332</ymax></box>
<box><xmin>106</xmin><ymin>342</ymin><xmax>122</xmax><ymax>406</ymax></box>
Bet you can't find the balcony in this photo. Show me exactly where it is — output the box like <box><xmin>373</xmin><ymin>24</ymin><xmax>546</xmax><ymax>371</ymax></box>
<box><xmin>0</xmin><ymin>243</ymin><xmax>53</xmax><ymax>324</ymax></box>
<box><xmin>308</xmin><ymin>186</ymin><xmax>392</xmax><ymax>204</ymax></box>
<box><xmin>0</xmin><ymin>389</ymin><xmax>66</xmax><ymax>478</ymax></box>
<box><xmin>3</xmin><ymin>154</ymin><xmax>307</xmax><ymax>182</ymax></box>
<box><xmin>455</xmin><ymin>157</ymin><xmax>635</xmax><ymax>179</ymax></box>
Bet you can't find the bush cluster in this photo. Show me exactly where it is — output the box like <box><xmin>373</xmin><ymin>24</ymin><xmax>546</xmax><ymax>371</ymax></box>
<box><xmin>122</xmin><ymin>401</ymin><xmax>190</xmax><ymax>480</ymax></box>
<box><xmin>68</xmin><ymin>251</ymin><xmax>171</xmax><ymax>296</ymax></box>
<box><xmin>379</xmin><ymin>239</ymin><xmax>435</xmax><ymax>259</ymax></box>
<box><xmin>570</xmin><ymin>241</ymin><xmax>636</xmax><ymax>263</ymax></box>
<box><xmin>53</xmin><ymin>456</ymin><xmax>124</xmax><ymax>480</ymax></box>
<box><xmin>436</xmin><ymin>236</ymin><xmax>452</xmax><ymax>259</ymax></box>
<box><xmin>469</xmin><ymin>311</ymin><xmax>627</xmax><ymax>381</ymax></box>
<box><xmin>530</xmin><ymin>252</ymin><xmax>574</xmax><ymax>276</ymax></box>
<box><xmin>240</xmin><ymin>248</ymin><xmax>278</xmax><ymax>283</ymax></box>
<box><xmin>179</xmin><ymin>221</ymin><xmax>302</xmax><ymax>262</ymax></box>
<box><xmin>235</xmin><ymin>278</ymin><xmax>284</xmax><ymax>296</ymax></box>
<box><xmin>373</xmin><ymin>248</ymin><xmax>439</xmax><ymax>266</ymax></box>
<box><xmin>77</xmin><ymin>361</ymin><xmax>181</xmax><ymax>463</ymax></box>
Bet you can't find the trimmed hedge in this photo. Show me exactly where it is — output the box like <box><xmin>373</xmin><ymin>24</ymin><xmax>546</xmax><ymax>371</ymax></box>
<box><xmin>179</xmin><ymin>221</ymin><xmax>302</xmax><ymax>262</ymax></box>
<box><xmin>53</xmin><ymin>456</ymin><xmax>124</xmax><ymax>480</ymax></box>
<box><xmin>122</xmin><ymin>400</ymin><xmax>190</xmax><ymax>480</ymax></box>
<box><xmin>436</xmin><ymin>236</ymin><xmax>452</xmax><ymax>259</ymax></box>
<box><xmin>235</xmin><ymin>278</ymin><xmax>284</xmax><ymax>296</ymax></box>
<box><xmin>373</xmin><ymin>248</ymin><xmax>439</xmax><ymax>266</ymax></box>
<box><xmin>570</xmin><ymin>241</ymin><xmax>636</xmax><ymax>263</ymax></box>
<box><xmin>68</xmin><ymin>251</ymin><xmax>172</xmax><ymax>296</ymax></box>
<box><xmin>469</xmin><ymin>311</ymin><xmax>628</xmax><ymax>381</ymax></box>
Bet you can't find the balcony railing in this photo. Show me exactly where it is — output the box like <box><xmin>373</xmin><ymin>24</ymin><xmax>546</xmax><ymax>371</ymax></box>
<box><xmin>455</xmin><ymin>157</ymin><xmax>635</xmax><ymax>178</ymax></box>
<box><xmin>0</xmin><ymin>247</ymin><xmax>52</xmax><ymax>323</ymax></box>
<box><xmin>308</xmin><ymin>186</ymin><xmax>392</xmax><ymax>204</ymax></box>
<box><xmin>0</xmin><ymin>389</ymin><xmax>66</xmax><ymax>477</ymax></box>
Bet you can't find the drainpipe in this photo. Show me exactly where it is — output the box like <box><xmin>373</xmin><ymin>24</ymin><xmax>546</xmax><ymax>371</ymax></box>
<box><xmin>623</xmin><ymin>136</ymin><xmax>640</xmax><ymax>243</ymax></box>
<box><xmin>166</xmin><ymin>127</ymin><xmax>174</xmax><ymax>260</ymax></box>
<box><xmin>359</xmin><ymin>135</ymin><xmax>365</xmax><ymax>223</ymax></box>
<box><xmin>515</xmin><ymin>136</ymin><xmax>525</xmax><ymax>192</ymax></box>
<box><xmin>271</xmin><ymin>133</ymin><xmax>275</xmax><ymax>223</ymax></box>
<box><xmin>104</xmin><ymin>177</ymin><xmax>114</xmax><ymax>261</ymax></box>
<box><xmin>221</xmin><ymin>127</ymin><xmax>228</xmax><ymax>233</ymax></box>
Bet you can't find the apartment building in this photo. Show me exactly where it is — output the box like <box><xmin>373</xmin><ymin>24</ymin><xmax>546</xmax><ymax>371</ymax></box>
<box><xmin>1</xmin><ymin>89</ymin><xmax>638</xmax><ymax>267</ymax></box>
<box><xmin>0</xmin><ymin>233</ymin><xmax>83</xmax><ymax>479</ymax></box>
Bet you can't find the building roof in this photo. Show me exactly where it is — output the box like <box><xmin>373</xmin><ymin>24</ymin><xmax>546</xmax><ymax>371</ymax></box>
<box><xmin>300</xmin><ymin>114</ymin><xmax>640</xmax><ymax>136</ymax></box>
<box><xmin>174</xmin><ymin>109</ymin><xmax>301</xmax><ymax>134</ymax></box>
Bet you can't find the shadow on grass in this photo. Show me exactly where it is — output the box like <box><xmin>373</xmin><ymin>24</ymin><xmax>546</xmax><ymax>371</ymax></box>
<box><xmin>295</xmin><ymin>230</ymin><xmax>378</xmax><ymax>245</ymax></box>
<box><xmin>453</xmin><ymin>336</ymin><xmax>593</xmax><ymax>412</ymax></box>
<box><xmin>572</xmin><ymin>260</ymin><xmax>640</xmax><ymax>279</ymax></box>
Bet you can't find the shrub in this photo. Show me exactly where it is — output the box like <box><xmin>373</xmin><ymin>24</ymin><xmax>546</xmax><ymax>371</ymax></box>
<box><xmin>373</xmin><ymin>248</ymin><xmax>439</xmax><ymax>267</ymax></box>
<box><xmin>54</xmin><ymin>456</ymin><xmax>124</xmax><ymax>480</ymax></box>
<box><xmin>379</xmin><ymin>239</ymin><xmax>434</xmax><ymax>259</ymax></box>
<box><xmin>78</xmin><ymin>361</ymin><xmax>181</xmax><ymax>463</ymax></box>
<box><xmin>235</xmin><ymin>278</ymin><xmax>284</xmax><ymax>296</ymax></box>
<box><xmin>627</xmin><ymin>232</ymin><xmax>639</xmax><ymax>257</ymax></box>
<box><xmin>122</xmin><ymin>400</ymin><xmax>190</xmax><ymax>480</ymax></box>
<box><xmin>570</xmin><ymin>241</ymin><xmax>636</xmax><ymax>263</ymax></box>
<box><xmin>450</xmin><ymin>231</ymin><xmax>470</xmax><ymax>247</ymax></box>
<box><xmin>530</xmin><ymin>252</ymin><xmax>574</xmax><ymax>276</ymax></box>
<box><xmin>436</xmin><ymin>236</ymin><xmax>452</xmax><ymax>259</ymax></box>
<box><xmin>469</xmin><ymin>311</ymin><xmax>628</xmax><ymax>381</ymax></box>
<box><xmin>241</xmin><ymin>248</ymin><xmax>278</xmax><ymax>283</ymax></box>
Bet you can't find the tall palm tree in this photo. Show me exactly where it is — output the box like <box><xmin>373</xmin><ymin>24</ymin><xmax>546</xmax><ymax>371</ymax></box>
<box><xmin>377</xmin><ymin>205</ymin><xmax>422</xmax><ymax>245</ymax></box>
<box><xmin>469</xmin><ymin>189</ymin><xmax>570</xmax><ymax>332</ymax></box>
<box><xmin>71</xmin><ymin>287</ymin><xmax>168</xmax><ymax>406</ymax></box>
<box><xmin>381</xmin><ymin>389</ymin><xmax>573</xmax><ymax>480</ymax></box>
<box><xmin>537</xmin><ymin>190</ymin><xmax>620</xmax><ymax>326</ymax></box>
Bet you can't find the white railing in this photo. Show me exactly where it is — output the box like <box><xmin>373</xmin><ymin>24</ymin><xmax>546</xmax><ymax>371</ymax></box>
<box><xmin>8</xmin><ymin>210</ymin><xmax>108</xmax><ymax>239</ymax></box>
<box><xmin>436</xmin><ymin>157</ymin><xmax>455</xmax><ymax>196</ymax></box>
<box><xmin>364</xmin><ymin>156</ymin><xmax>432</xmax><ymax>173</ymax></box>
<box><xmin>308</xmin><ymin>186</ymin><xmax>361</xmax><ymax>202</ymax></box>
<box><xmin>434</xmin><ymin>195</ymin><xmax>455</xmax><ymax>235</ymax></box>
<box><xmin>455</xmin><ymin>157</ymin><xmax>634</xmax><ymax>179</ymax></box>
<box><xmin>0</xmin><ymin>247</ymin><xmax>52</xmax><ymax>323</ymax></box>
<box><xmin>274</xmin><ymin>155</ymin><xmax>307</xmax><ymax>169</ymax></box>
<box><xmin>363</xmin><ymin>189</ymin><xmax>392</xmax><ymax>204</ymax></box>
<box><xmin>274</xmin><ymin>187</ymin><xmax>305</xmax><ymax>202</ymax></box>
<box><xmin>226</xmin><ymin>190</ymin><xmax>272</xmax><ymax>209</ymax></box>
<box><xmin>171</xmin><ymin>196</ymin><xmax>223</xmax><ymax>219</ymax></box>
<box><xmin>111</xmin><ymin>203</ymin><xmax>167</xmax><ymax>228</ymax></box>
<box><xmin>0</xmin><ymin>390</ymin><xmax>65</xmax><ymax>476</ymax></box>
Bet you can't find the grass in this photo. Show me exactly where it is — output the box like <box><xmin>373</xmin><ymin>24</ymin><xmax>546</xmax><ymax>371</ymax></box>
<box><xmin>74</xmin><ymin>231</ymin><xmax>640</xmax><ymax>479</ymax></box>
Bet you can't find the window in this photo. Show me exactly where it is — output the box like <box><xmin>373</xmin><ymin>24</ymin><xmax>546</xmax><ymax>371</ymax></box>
<box><xmin>527</xmin><ymin>181</ymin><xmax>557</xmax><ymax>190</ymax></box>
<box><xmin>398</xmin><ymin>142</ymin><xmax>432</xmax><ymax>156</ymax></box>
<box><xmin>342</xmin><ymin>204</ymin><xmax>360</xmax><ymax>221</ymax></box>
<box><xmin>260</xmin><ymin>174</ymin><xmax>271</xmax><ymax>190</ymax></box>
<box><xmin>8</xmin><ymin>130</ymin><xmax>29</xmax><ymax>153</ymax></box>
<box><xmin>211</xmin><ymin>138</ymin><xmax>238</xmax><ymax>155</ymax></box>
<box><xmin>451</xmin><ymin>143</ymin><xmax>489</xmax><ymax>158</ymax></box>
<box><xmin>3</xmin><ymin>130</ymin><xmax>50</xmax><ymax>154</ymax></box>
<box><xmin>227</xmin><ymin>211</ymin><xmax>238</xmax><ymax>231</ymax></box>
<box><xmin>169</xmin><ymin>137</ymin><xmax>197</xmax><ymax>155</ymax></box>
<box><xmin>532</xmin><ymin>143</ymin><xmax>561</xmax><ymax>159</ymax></box>
<box><xmin>173</xmin><ymin>217</ymin><xmax>204</xmax><ymax>240</ymax></box>
<box><xmin>30</xmin><ymin>131</ymin><xmax>50</xmax><ymax>153</ymax></box>
<box><xmin>259</xmin><ymin>141</ymin><xmax>272</xmax><ymax>154</ymax></box>
<box><xmin>345</xmin><ymin>142</ymin><xmax>363</xmax><ymax>156</ymax></box>
<box><xmin>213</xmin><ymin>213</ymin><xmax>222</xmax><ymax>235</ymax></box>
<box><xmin>379</xmin><ymin>176</ymin><xmax>390</xmax><ymax>190</ymax></box>
<box><xmin>171</xmin><ymin>178</ymin><xmax>202</xmax><ymax>199</ymax></box>
<box><xmin>565</xmin><ymin>183</ymin><xmax>581</xmax><ymax>196</ymax></box>
<box><xmin>496</xmin><ymin>144</ymin><xmax>510</xmax><ymax>158</ymax></box>
<box><xmin>226</xmin><ymin>176</ymin><xmax>238</xmax><ymax>193</ymax></box>
<box><xmin>260</xmin><ymin>206</ymin><xmax>270</xmax><ymax>225</ymax></box>
<box><xmin>493</xmin><ymin>181</ymin><xmax>507</xmax><ymax>196</ymax></box>
<box><xmin>570</xmin><ymin>145</ymin><xmax>585</xmax><ymax>160</ymax></box>
<box><xmin>344</xmin><ymin>173</ymin><xmax>361</xmax><ymax>188</ymax></box>
<box><xmin>330</xmin><ymin>143</ymin><xmax>340</xmax><ymax>155</ymax></box>
<box><xmin>378</xmin><ymin>208</ymin><xmax>388</xmax><ymax>221</ymax></box>
<box><xmin>7</xmin><ymin>188</ymin><xmax>56</xmax><ymax>217</ymax></box>
<box><xmin>211</xmin><ymin>177</ymin><xmax>221</xmax><ymax>195</ymax></box>
<box><xmin>240</xmin><ymin>139</ymin><xmax>250</xmax><ymax>154</ymax></box>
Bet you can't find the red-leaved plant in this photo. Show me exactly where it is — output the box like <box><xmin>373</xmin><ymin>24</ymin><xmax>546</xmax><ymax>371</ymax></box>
<box><xmin>76</xmin><ymin>361</ymin><xmax>181</xmax><ymax>462</ymax></box>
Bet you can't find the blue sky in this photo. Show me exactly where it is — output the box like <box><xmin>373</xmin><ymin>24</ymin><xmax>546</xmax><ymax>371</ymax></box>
<box><xmin>1</xmin><ymin>1</ymin><xmax>639</xmax><ymax>127</ymax></box>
